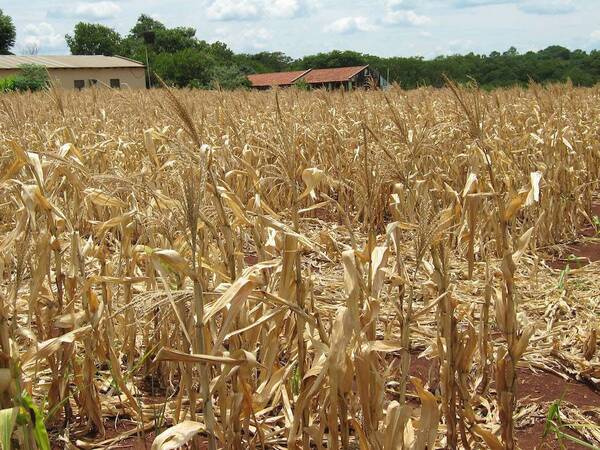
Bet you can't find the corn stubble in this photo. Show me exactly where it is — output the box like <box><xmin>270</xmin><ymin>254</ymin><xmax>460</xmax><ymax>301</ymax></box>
<box><xmin>0</xmin><ymin>82</ymin><xmax>599</xmax><ymax>449</ymax></box>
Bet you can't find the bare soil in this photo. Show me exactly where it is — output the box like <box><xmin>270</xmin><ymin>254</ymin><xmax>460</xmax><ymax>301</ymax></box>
<box><xmin>547</xmin><ymin>203</ymin><xmax>600</xmax><ymax>270</ymax></box>
<box><xmin>515</xmin><ymin>367</ymin><xmax>599</xmax><ymax>450</ymax></box>
<box><xmin>406</xmin><ymin>354</ymin><xmax>599</xmax><ymax>449</ymax></box>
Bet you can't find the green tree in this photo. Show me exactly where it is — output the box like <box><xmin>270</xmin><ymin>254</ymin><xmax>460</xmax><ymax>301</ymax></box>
<box><xmin>245</xmin><ymin>51</ymin><xmax>292</xmax><ymax>72</ymax></box>
<box><xmin>566</xmin><ymin>67</ymin><xmax>595</xmax><ymax>86</ymax></box>
<box><xmin>153</xmin><ymin>27</ymin><xmax>199</xmax><ymax>53</ymax></box>
<box><xmin>126</xmin><ymin>15</ymin><xmax>199</xmax><ymax>54</ymax></box>
<box><xmin>208</xmin><ymin>41</ymin><xmax>234</xmax><ymax>60</ymax></box>
<box><xmin>121</xmin><ymin>15</ymin><xmax>209</xmax><ymax>86</ymax></box>
<box><xmin>0</xmin><ymin>9</ymin><xmax>16</xmax><ymax>54</ymax></box>
<box><xmin>130</xmin><ymin>14</ymin><xmax>166</xmax><ymax>36</ymax></box>
<box><xmin>292</xmin><ymin>49</ymin><xmax>368</xmax><ymax>70</ymax></box>
<box><xmin>65</xmin><ymin>22</ymin><xmax>122</xmax><ymax>55</ymax></box>
<box><xmin>153</xmin><ymin>48</ymin><xmax>214</xmax><ymax>87</ymax></box>
<box><xmin>209</xmin><ymin>65</ymin><xmax>250</xmax><ymax>90</ymax></box>
<box><xmin>539</xmin><ymin>45</ymin><xmax>571</xmax><ymax>60</ymax></box>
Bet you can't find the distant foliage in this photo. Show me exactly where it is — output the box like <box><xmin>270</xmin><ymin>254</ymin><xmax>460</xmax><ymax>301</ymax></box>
<box><xmin>153</xmin><ymin>48</ymin><xmax>213</xmax><ymax>88</ymax></box>
<box><xmin>239</xmin><ymin>51</ymin><xmax>293</xmax><ymax>73</ymax></box>
<box><xmin>65</xmin><ymin>14</ymin><xmax>600</xmax><ymax>90</ymax></box>
<box><xmin>0</xmin><ymin>8</ymin><xmax>16</xmax><ymax>55</ymax></box>
<box><xmin>209</xmin><ymin>65</ymin><xmax>251</xmax><ymax>90</ymax></box>
<box><xmin>65</xmin><ymin>22</ymin><xmax>122</xmax><ymax>56</ymax></box>
<box><xmin>293</xmin><ymin>78</ymin><xmax>311</xmax><ymax>91</ymax></box>
<box><xmin>290</xmin><ymin>47</ymin><xmax>600</xmax><ymax>89</ymax></box>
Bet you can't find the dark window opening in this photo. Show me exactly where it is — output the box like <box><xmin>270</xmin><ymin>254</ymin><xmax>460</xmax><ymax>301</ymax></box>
<box><xmin>74</xmin><ymin>79</ymin><xmax>85</xmax><ymax>90</ymax></box>
<box><xmin>88</xmin><ymin>79</ymin><xmax>98</xmax><ymax>87</ymax></box>
<box><xmin>110</xmin><ymin>78</ymin><xmax>121</xmax><ymax>88</ymax></box>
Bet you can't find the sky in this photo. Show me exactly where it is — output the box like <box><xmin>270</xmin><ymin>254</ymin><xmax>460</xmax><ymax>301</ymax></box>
<box><xmin>3</xmin><ymin>0</ymin><xmax>600</xmax><ymax>58</ymax></box>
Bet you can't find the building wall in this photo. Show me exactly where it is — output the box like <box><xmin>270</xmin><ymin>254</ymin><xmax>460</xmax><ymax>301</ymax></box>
<box><xmin>0</xmin><ymin>66</ymin><xmax>146</xmax><ymax>89</ymax></box>
<box><xmin>0</xmin><ymin>69</ymin><xmax>18</xmax><ymax>78</ymax></box>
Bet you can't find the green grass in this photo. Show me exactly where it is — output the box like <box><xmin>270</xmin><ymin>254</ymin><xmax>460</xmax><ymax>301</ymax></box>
<box><xmin>543</xmin><ymin>398</ymin><xmax>600</xmax><ymax>450</ymax></box>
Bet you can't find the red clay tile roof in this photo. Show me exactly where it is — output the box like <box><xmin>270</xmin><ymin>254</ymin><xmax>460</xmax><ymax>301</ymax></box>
<box><xmin>247</xmin><ymin>69</ymin><xmax>311</xmax><ymax>87</ymax></box>
<box><xmin>303</xmin><ymin>65</ymin><xmax>369</xmax><ymax>84</ymax></box>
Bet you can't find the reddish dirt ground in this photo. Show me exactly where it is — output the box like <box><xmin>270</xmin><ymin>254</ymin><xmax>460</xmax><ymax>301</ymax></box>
<box><xmin>516</xmin><ymin>367</ymin><xmax>599</xmax><ymax>408</ymax></box>
<box><xmin>547</xmin><ymin>203</ymin><xmax>600</xmax><ymax>270</ymax></box>
<box><xmin>407</xmin><ymin>354</ymin><xmax>600</xmax><ymax>450</ymax></box>
<box><xmin>515</xmin><ymin>367</ymin><xmax>599</xmax><ymax>450</ymax></box>
<box><xmin>547</xmin><ymin>239</ymin><xmax>600</xmax><ymax>270</ymax></box>
<box><xmin>516</xmin><ymin>421</ymin><xmax>583</xmax><ymax>450</ymax></box>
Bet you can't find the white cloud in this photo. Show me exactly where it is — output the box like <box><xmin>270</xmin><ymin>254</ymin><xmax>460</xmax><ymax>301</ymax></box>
<box><xmin>452</xmin><ymin>0</ymin><xmax>576</xmax><ymax>14</ymax></box>
<box><xmin>453</xmin><ymin>0</ymin><xmax>514</xmax><ymax>7</ymax></box>
<box><xmin>75</xmin><ymin>1</ymin><xmax>121</xmax><ymax>19</ymax></box>
<box><xmin>518</xmin><ymin>0</ymin><xmax>575</xmax><ymax>15</ymax></box>
<box><xmin>385</xmin><ymin>0</ymin><xmax>421</xmax><ymax>9</ymax></box>
<box><xmin>383</xmin><ymin>0</ymin><xmax>431</xmax><ymax>26</ymax></box>
<box><xmin>48</xmin><ymin>1</ymin><xmax>121</xmax><ymax>20</ymax></box>
<box><xmin>436</xmin><ymin>38</ymin><xmax>474</xmax><ymax>55</ymax></box>
<box><xmin>10</xmin><ymin>0</ymin><xmax>600</xmax><ymax>59</ymax></box>
<box><xmin>246</xmin><ymin>27</ymin><xmax>272</xmax><ymax>45</ymax></box>
<box><xmin>325</xmin><ymin>16</ymin><xmax>376</xmax><ymax>34</ymax></box>
<box><xmin>268</xmin><ymin>0</ymin><xmax>314</xmax><ymax>18</ymax></box>
<box><xmin>213</xmin><ymin>26</ymin><xmax>272</xmax><ymax>51</ymax></box>
<box><xmin>206</xmin><ymin>0</ymin><xmax>316</xmax><ymax>21</ymax></box>
<box><xmin>384</xmin><ymin>10</ymin><xmax>431</xmax><ymax>26</ymax></box>
<box><xmin>207</xmin><ymin>0</ymin><xmax>261</xmax><ymax>20</ymax></box>
<box><xmin>21</xmin><ymin>23</ymin><xmax>65</xmax><ymax>53</ymax></box>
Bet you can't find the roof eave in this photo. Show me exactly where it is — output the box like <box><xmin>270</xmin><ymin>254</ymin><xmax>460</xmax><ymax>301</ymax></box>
<box><xmin>0</xmin><ymin>54</ymin><xmax>146</xmax><ymax>70</ymax></box>
<box><xmin>113</xmin><ymin>55</ymin><xmax>146</xmax><ymax>68</ymax></box>
<box><xmin>304</xmin><ymin>65</ymin><xmax>370</xmax><ymax>83</ymax></box>
<box><xmin>289</xmin><ymin>69</ymin><xmax>313</xmax><ymax>83</ymax></box>
<box><xmin>349</xmin><ymin>64</ymin><xmax>370</xmax><ymax>79</ymax></box>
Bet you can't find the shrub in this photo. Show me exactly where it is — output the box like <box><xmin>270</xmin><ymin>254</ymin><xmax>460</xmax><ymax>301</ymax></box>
<box><xmin>294</xmin><ymin>77</ymin><xmax>311</xmax><ymax>91</ymax></box>
<box><xmin>188</xmin><ymin>79</ymin><xmax>205</xmax><ymax>89</ymax></box>
<box><xmin>209</xmin><ymin>65</ymin><xmax>250</xmax><ymax>90</ymax></box>
<box><xmin>13</xmin><ymin>63</ymin><xmax>48</xmax><ymax>91</ymax></box>
<box><xmin>0</xmin><ymin>75</ymin><xmax>16</xmax><ymax>92</ymax></box>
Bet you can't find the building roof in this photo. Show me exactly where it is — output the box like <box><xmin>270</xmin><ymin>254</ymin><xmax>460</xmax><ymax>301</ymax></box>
<box><xmin>303</xmin><ymin>65</ymin><xmax>369</xmax><ymax>84</ymax></box>
<box><xmin>0</xmin><ymin>55</ymin><xmax>145</xmax><ymax>70</ymax></box>
<box><xmin>247</xmin><ymin>69</ymin><xmax>311</xmax><ymax>87</ymax></box>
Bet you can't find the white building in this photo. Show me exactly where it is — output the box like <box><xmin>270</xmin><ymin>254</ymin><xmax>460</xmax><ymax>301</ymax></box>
<box><xmin>0</xmin><ymin>55</ymin><xmax>146</xmax><ymax>90</ymax></box>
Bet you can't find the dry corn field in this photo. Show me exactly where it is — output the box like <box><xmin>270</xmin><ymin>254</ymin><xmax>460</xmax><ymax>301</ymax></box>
<box><xmin>0</xmin><ymin>83</ymin><xmax>599</xmax><ymax>450</ymax></box>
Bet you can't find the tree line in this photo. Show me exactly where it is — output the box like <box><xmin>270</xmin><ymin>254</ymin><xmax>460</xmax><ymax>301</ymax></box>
<box><xmin>292</xmin><ymin>47</ymin><xmax>600</xmax><ymax>89</ymax></box>
<box><xmin>61</xmin><ymin>15</ymin><xmax>600</xmax><ymax>90</ymax></box>
<box><xmin>1</xmin><ymin>9</ymin><xmax>600</xmax><ymax>90</ymax></box>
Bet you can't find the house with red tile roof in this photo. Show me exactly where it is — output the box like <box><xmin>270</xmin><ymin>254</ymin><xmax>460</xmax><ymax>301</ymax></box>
<box><xmin>247</xmin><ymin>69</ymin><xmax>311</xmax><ymax>89</ymax></box>
<box><xmin>247</xmin><ymin>65</ymin><xmax>388</xmax><ymax>90</ymax></box>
